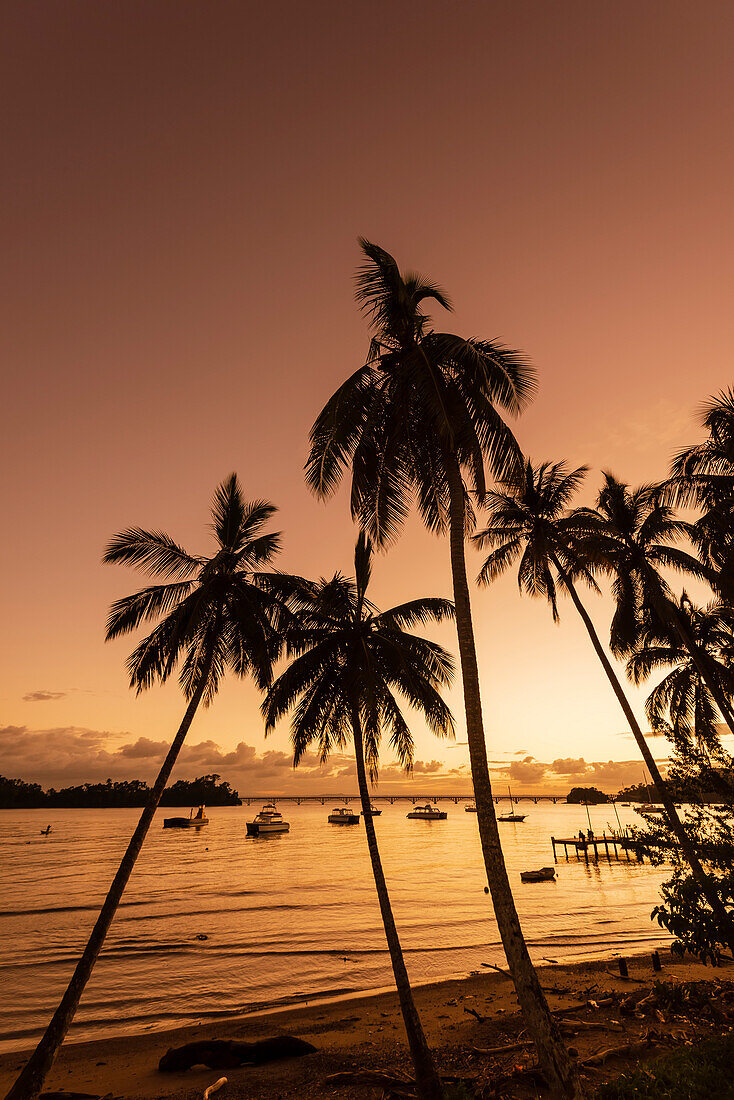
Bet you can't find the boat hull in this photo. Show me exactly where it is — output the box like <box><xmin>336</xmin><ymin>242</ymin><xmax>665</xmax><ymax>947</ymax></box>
<box><xmin>498</xmin><ymin>814</ymin><xmax>526</xmax><ymax>822</ymax></box>
<box><xmin>328</xmin><ymin>815</ymin><xmax>359</xmax><ymax>824</ymax></box>
<box><xmin>246</xmin><ymin>821</ymin><xmax>290</xmax><ymax>836</ymax></box>
<box><xmin>406</xmin><ymin>811</ymin><xmax>447</xmax><ymax>820</ymax></box>
<box><xmin>520</xmin><ymin>867</ymin><xmax>556</xmax><ymax>883</ymax></box>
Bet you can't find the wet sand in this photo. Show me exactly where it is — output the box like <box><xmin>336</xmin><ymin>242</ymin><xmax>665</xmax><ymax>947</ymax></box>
<box><xmin>1</xmin><ymin>951</ymin><xmax>730</xmax><ymax>1099</ymax></box>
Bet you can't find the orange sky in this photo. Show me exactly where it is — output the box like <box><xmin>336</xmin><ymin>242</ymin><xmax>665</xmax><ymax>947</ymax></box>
<box><xmin>2</xmin><ymin>1</ymin><xmax>734</xmax><ymax>795</ymax></box>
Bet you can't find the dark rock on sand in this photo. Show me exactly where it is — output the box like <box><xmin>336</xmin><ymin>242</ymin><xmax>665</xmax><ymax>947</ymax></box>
<box><xmin>158</xmin><ymin>1036</ymin><xmax>317</xmax><ymax>1072</ymax></box>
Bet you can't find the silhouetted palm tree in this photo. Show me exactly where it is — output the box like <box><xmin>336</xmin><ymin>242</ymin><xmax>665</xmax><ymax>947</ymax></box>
<box><xmin>306</xmin><ymin>241</ymin><xmax>580</xmax><ymax>1097</ymax></box>
<box><xmin>7</xmin><ymin>475</ymin><xmax>284</xmax><ymax>1100</ymax></box>
<box><xmin>474</xmin><ymin>459</ymin><xmax>734</xmax><ymax>953</ymax></box>
<box><xmin>670</xmin><ymin>389</ymin><xmax>734</xmax><ymax>590</ymax></box>
<box><xmin>628</xmin><ymin>594</ymin><xmax>734</xmax><ymax>792</ymax></box>
<box><xmin>574</xmin><ymin>473</ymin><xmax>734</xmax><ymax>743</ymax></box>
<box><xmin>263</xmin><ymin>533</ymin><xmax>454</xmax><ymax>1100</ymax></box>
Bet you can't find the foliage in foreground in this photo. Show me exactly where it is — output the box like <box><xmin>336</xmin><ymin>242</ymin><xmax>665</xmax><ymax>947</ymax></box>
<box><xmin>594</xmin><ymin>1031</ymin><xmax>734</xmax><ymax>1098</ymax></box>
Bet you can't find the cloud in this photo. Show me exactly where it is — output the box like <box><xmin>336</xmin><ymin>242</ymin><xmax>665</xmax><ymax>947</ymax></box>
<box><xmin>23</xmin><ymin>691</ymin><xmax>66</xmax><ymax>703</ymax></box>
<box><xmin>0</xmin><ymin>725</ymin><xmax>670</xmax><ymax>796</ymax></box>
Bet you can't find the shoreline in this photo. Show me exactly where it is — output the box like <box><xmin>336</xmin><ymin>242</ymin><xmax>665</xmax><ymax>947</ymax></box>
<box><xmin>2</xmin><ymin>948</ymin><xmax>727</xmax><ymax>1099</ymax></box>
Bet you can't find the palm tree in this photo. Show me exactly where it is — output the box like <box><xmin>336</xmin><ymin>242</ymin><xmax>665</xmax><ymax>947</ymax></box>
<box><xmin>306</xmin><ymin>241</ymin><xmax>581</xmax><ymax>1098</ymax></box>
<box><xmin>628</xmin><ymin>594</ymin><xmax>734</xmax><ymax>792</ymax></box>
<box><xmin>670</xmin><ymin>389</ymin><xmax>734</xmax><ymax>589</ymax></box>
<box><xmin>262</xmin><ymin>533</ymin><xmax>454</xmax><ymax>1100</ymax></box>
<box><xmin>473</xmin><ymin>459</ymin><xmax>734</xmax><ymax>954</ymax></box>
<box><xmin>7</xmin><ymin>475</ymin><xmax>284</xmax><ymax>1100</ymax></box>
<box><xmin>574</xmin><ymin>473</ymin><xmax>734</xmax><ymax>744</ymax></box>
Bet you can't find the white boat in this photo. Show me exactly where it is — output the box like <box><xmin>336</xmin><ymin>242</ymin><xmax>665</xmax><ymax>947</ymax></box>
<box><xmin>498</xmin><ymin>786</ymin><xmax>526</xmax><ymax>822</ymax></box>
<box><xmin>360</xmin><ymin>804</ymin><xmax>382</xmax><ymax>816</ymax></box>
<box><xmin>406</xmin><ymin>803</ymin><xmax>447</xmax><ymax>820</ymax></box>
<box><xmin>465</xmin><ymin>804</ymin><xmax>477</xmax><ymax>812</ymax></box>
<box><xmin>246</xmin><ymin>802</ymin><xmax>290</xmax><ymax>836</ymax></box>
<box><xmin>164</xmin><ymin>805</ymin><xmax>209</xmax><ymax>829</ymax></box>
<box><xmin>634</xmin><ymin>804</ymin><xmax>666</xmax><ymax>816</ymax></box>
<box><xmin>328</xmin><ymin>806</ymin><xmax>360</xmax><ymax>824</ymax></box>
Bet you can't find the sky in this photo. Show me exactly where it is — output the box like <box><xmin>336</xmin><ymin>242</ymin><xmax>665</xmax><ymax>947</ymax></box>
<box><xmin>2</xmin><ymin>1</ymin><xmax>734</xmax><ymax>796</ymax></box>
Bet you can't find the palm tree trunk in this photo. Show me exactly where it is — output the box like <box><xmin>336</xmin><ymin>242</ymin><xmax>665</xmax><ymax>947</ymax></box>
<box><xmin>444</xmin><ymin>456</ymin><xmax>582</xmax><ymax>1099</ymax></box>
<box><xmin>5</xmin><ymin>670</ymin><xmax>212</xmax><ymax>1100</ymax></box>
<box><xmin>350</xmin><ymin>707</ymin><xmax>444</xmax><ymax>1100</ymax></box>
<box><xmin>552</xmin><ymin>555</ymin><xmax>734</xmax><ymax>955</ymax></box>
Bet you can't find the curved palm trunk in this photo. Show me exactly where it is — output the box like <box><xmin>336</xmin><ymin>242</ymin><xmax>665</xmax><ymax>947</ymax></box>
<box><xmin>552</xmin><ymin>555</ymin><xmax>734</xmax><ymax>955</ymax></box>
<box><xmin>6</xmin><ymin>672</ymin><xmax>211</xmax><ymax>1100</ymax></box>
<box><xmin>445</xmin><ymin>458</ymin><xmax>582</xmax><ymax>1099</ymax></box>
<box><xmin>350</xmin><ymin>708</ymin><xmax>444</xmax><ymax>1100</ymax></box>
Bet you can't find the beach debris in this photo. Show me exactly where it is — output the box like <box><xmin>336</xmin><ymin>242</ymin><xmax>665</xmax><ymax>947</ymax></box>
<box><xmin>195</xmin><ymin>934</ymin><xmax>209</xmax><ymax>941</ymax></box>
<box><xmin>158</xmin><ymin>1036</ymin><xmax>317</xmax><ymax>1072</ymax></box>
<box><xmin>323</xmin><ymin>1070</ymin><xmax>414</xmax><ymax>1088</ymax></box>
<box><xmin>472</xmin><ymin>1039</ymin><xmax>533</xmax><ymax>1056</ymax></box>
<box><xmin>463</xmin><ymin>1006</ymin><xmax>489</xmax><ymax>1023</ymax></box>
<box><xmin>203</xmin><ymin>1076</ymin><xmax>227</xmax><ymax>1100</ymax></box>
<box><xmin>580</xmin><ymin>1030</ymin><xmax>659</xmax><ymax>1067</ymax></box>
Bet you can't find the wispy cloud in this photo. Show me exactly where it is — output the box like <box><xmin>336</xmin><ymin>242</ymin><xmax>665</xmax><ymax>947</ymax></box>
<box><xmin>22</xmin><ymin>690</ymin><xmax>67</xmax><ymax>703</ymax></box>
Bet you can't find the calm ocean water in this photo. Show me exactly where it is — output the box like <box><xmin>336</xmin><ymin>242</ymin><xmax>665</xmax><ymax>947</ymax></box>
<box><xmin>0</xmin><ymin>802</ymin><xmax>670</xmax><ymax>1052</ymax></box>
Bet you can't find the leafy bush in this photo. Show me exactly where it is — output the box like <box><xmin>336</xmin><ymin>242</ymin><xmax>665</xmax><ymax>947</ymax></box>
<box><xmin>595</xmin><ymin>1032</ymin><xmax>734</xmax><ymax>1098</ymax></box>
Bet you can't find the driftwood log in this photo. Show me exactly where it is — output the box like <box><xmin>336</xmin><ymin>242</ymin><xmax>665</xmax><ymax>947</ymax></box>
<box><xmin>158</xmin><ymin>1036</ymin><xmax>316</xmax><ymax>1072</ymax></box>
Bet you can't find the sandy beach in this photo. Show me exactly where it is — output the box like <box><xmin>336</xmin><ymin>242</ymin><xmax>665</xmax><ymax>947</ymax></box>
<box><xmin>3</xmin><ymin>950</ymin><xmax>731</xmax><ymax>1098</ymax></box>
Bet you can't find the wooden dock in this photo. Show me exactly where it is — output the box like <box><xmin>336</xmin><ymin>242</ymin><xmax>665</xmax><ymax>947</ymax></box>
<box><xmin>551</xmin><ymin>830</ymin><xmax>643</xmax><ymax>863</ymax></box>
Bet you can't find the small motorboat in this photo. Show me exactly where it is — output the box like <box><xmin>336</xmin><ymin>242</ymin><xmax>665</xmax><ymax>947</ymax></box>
<box><xmin>163</xmin><ymin>805</ymin><xmax>209</xmax><ymax>829</ymax></box>
<box><xmin>406</xmin><ymin>803</ymin><xmax>447</xmax><ymax>820</ymax></box>
<box><xmin>328</xmin><ymin>806</ymin><xmax>360</xmax><ymax>824</ymax></box>
<box><xmin>520</xmin><ymin>867</ymin><xmax>556</xmax><ymax>883</ymax></box>
<box><xmin>360</xmin><ymin>804</ymin><xmax>382</xmax><ymax>816</ymax></box>
<box><xmin>465</xmin><ymin>804</ymin><xmax>477</xmax><ymax>812</ymax></box>
<box><xmin>246</xmin><ymin>802</ymin><xmax>290</xmax><ymax>836</ymax></box>
<box><xmin>634</xmin><ymin>805</ymin><xmax>666</xmax><ymax>816</ymax></box>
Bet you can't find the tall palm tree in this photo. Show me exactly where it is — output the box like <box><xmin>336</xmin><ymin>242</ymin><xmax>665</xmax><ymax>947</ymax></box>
<box><xmin>628</xmin><ymin>594</ymin><xmax>734</xmax><ymax>791</ymax></box>
<box><xmin>473</xmin><ymin>459</ymin><xmax>734</xmax><ymax>954</ymax></box>
<box><xmin>262</xmin><ymin>533</ymin><xmax>454</xmax><ymax>1100</ymax></box>
<box><xmin>7</xmin><ymin>475</ymin><xmax>284</xmax><ymax>1100</ymax></box>
<box><xmin>306</xmin><ymin>241</ymin><xmax>581</xmax><ymax>1098</ymax></box>
<box><xmin>574</xmin><ymin>473</ymin><xmax>734</xmax><ymax>743</ymax></box>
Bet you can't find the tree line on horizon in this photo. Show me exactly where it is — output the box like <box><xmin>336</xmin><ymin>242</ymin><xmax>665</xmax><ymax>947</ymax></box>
<box><xmin>0</xmin><ymin>773</ymin><xmax>241</xmax><ymax>809</ymax></box>
<box><xmin>7</xmin><ymin>240</ymin><xmax>734</xmax><ymax>1100</ymax></box>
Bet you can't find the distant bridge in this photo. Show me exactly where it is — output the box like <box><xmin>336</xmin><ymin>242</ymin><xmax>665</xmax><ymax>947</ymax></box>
<box><xmin>240</xmin><ymin>793</ymin><xmax>566</xmax><ymax>806</ymax></box>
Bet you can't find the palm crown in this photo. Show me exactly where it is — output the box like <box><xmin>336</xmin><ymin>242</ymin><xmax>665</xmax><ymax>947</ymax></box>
<box><xmin>571</xmin><ymin>473</ymin><xmax>708</xmax><ymax>656</ymax></box>
<box><xmin>473</xmin><ymin>458</ymin><xmax>592</xmax><ymax>619</ymax></box>
<box><xmin>262</xmin><ymin>533</ymin><xmax>455</xmax><ymax>776</ymax></box>
<box><xmin>627</xmin><ymin>594</ymin><xmax>734</xmax><ymax>758</ymax></box>
<box><xmin>104</xmin><ymin>474</ymin><xmax>284</xmax><ymax>703</ymax></box>
<box><xmin>306</xmin><ymin>239</ymin><xmax>536</xmax><ymax>544</ymax></box>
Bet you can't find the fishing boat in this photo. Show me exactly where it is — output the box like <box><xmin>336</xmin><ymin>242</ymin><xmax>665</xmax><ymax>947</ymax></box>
<box><xmin>246</xmin><ymin>802</ymin><xmax>290</xmax><ymax>836</ymax></box>
<box><xmin>360</xmin><ymin>804</ymin><xmax>382</xmax><ymax>816</ymax></box>
<box><xmin>465</xmin><ymin>803</ymin><xmax>477</xmax><ymax>812</ymax></box>
<box><xmin>520</xmin><ymin>867</ymin><xmax>556</xmax><ymax>883</ymax></box>
<box><xmin>406</xmin><ymin>803</ymin><xmax>447</xmax><ymax>820</ymax></box>
<box><xmin>498</xmin><ymin>786</ymin><xmax>526</xmax><ymax>822</ymax></box>
<box><xmin>163</xmin><ymin>805</ymin><xmax>209</xmax><ymax>829</ymax></box>
<box><xmin>328</xmin><ymin>806</ymin><xmax>360</xmax><ymax>824</ymax></box>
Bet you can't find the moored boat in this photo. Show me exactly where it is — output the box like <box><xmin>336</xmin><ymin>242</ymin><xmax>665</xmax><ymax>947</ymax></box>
<box><xmin>246</xmin><ymin>802</ymin><xmax>290</xmax><ymax>836</ymax></box>
<box><xmin>498</xmin><ymin>785</ymin><xmax>526</xmax><ymax>822</ymax></box>
<box><xmin>163</xmin><ymin>805</ymin><xmax>209</xmax><ymax>829</ymax></box>
<box><xmin>406</xmin><ymin>803</ymin><xmax>447</xmax><ymax>820</ymax></box>
<box><xmin>520</xmin><ymin>867</ymin><xmax>556</xmax><ymax>883</ymax></box>
<box><xmin>360</xmin><ymin>803</ymin><xmax>382</xmax><ymax>816</ymax></box>
<box><xmin>635</xmin><ymin>805</ymin><xmax>666</xmax><ymax>815</ymax></box>
<box><xmin>328</xmin><ymin>806</ymin><xmax>360</xmax><ymax>824</ymax></box>
<box><xmin>465</xmin><ymin>804</ymin><xmax>477</xmax><ymax>812</ymax></box>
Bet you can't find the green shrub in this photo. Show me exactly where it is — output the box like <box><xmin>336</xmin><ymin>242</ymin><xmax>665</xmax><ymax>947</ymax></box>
<box><xmin>595</xmin><ymin>1032</ymin><xmax>734</xmax><ymax>1098</ymax></box>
